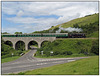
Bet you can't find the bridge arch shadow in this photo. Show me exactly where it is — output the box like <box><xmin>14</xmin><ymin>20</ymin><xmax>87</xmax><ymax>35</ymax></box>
<box><xmin>28</xmin><ymin>40</ymin><xmax>38</xmax><ymax>50</ymax></box>
<box><xmin>5</xmin><ymin>40</ymin><xmax>13</xmax><ymax>47</ymax></box>
<box><xmin>15</xmin><ymin>40</ymin><xmax>25</xmax><ymax>50</ymax></box>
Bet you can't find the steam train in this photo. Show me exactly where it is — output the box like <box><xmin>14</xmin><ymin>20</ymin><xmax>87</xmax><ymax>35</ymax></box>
<box><xmin>2</xmin><ymin>33</ymin><xmax>86</xmax><ymax>38</ymax></box>
<box><xmin>68</xmin><ymin>33</ymin><xmax>86</xmax><ymax>38</ymax></box>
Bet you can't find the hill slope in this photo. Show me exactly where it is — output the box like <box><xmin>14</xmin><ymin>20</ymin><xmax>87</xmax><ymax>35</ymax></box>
<box><xmin>33</xmin><ymin>13</ymin><xmax>99</xmax><ymax>38</ymax></box>
<box><xmin>50</xmin><ymin>13</ymin><xmax>99</xmax><ymax>29</ymax></box>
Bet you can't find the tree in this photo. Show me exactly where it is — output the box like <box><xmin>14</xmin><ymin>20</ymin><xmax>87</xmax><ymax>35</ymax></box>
<box><xmin>73</xmin><ymin>23</ymin><xmax>79</xmax><ymax>28</ymax></box>
<box><xmin>63</xmin><ymin>51</ymin><xmax>73</xmax><ymax>55</ymax></box>
<box><xmin>24</xmin><ymin>33</ymin><xmax>27</xmax><ymax>34</ymax></box>
<box><xmin>54</xmin><ymin>51</ymin><xmax>60</xmax><ymax>55</ymax></box>
<box><xmin>14</xmin><ymin>32</ymin><xmax>22</xmax><ymax>34</ymax></box>
<box><xmin>2</xmin><ymin>32</ymin><xmax>9</xmax><ymax>34</ymax></box>
<box><xmin>51</xmin><ymin>26</ymin><xmax>54</xmax><ymax>28</ymax></box>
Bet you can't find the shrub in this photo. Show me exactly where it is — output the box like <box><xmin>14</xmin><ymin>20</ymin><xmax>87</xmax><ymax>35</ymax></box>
<box><xmin>79</xmin><ymin>49</ymin><xmax>85</xmax><ymax>54</ymax></box>
<box><xmin>67</xmin><ymin>51</ymin><xmax>73</xmax><ymax>55</ymax></box>
<box><xmin>18</xmin><ymin>72</ymin><xmax>25</xmax><ymax>75</ymax></box>
<box><xmin>77</xmin><ymin>41</ymin><xmax>82</xmax><ymax>45</ymax></box>
<box><xmin>54</xmin><ymin>51</ymin><xmax>60</xmax><ymax>55</ymax></box>
<box><xmin>88</xmin><ymin>53</ymin><xmax>96</xmax><ymax>56</ymax></box>
<box><xmin>63</xmin><ymin>51</ymin><xmax>73</xmax><ymax>55</ymax></box>
<box><xmin>17</xmin><ymin>50</ymin><xmax>23</xmax><ymax>54</ymax></box>
<box><xmin>91</xmin><ymin>40</ymin><xmax>99</xmax><ymax>55</ymax></box>
<box><xmin>53</xmin><ymin>41</ymin><xmax>59</xmax><ymax>46</ymax></box>
<box><xmin>44</xmin><ymin>51</ymin><xmax>50</xmax><ymax>56</ymax></box>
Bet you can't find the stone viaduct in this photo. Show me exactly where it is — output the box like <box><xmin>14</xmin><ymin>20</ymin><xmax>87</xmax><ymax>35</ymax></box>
<box><xmin>2</xmin><ymin>37</ymin><xmax>56</xmax><ymax>50</ymax></box>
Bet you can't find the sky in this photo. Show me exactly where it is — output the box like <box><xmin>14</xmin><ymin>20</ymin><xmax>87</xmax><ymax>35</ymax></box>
<box><xmin>2</xmin><ymin>2</ymin><xmax>99</xmax><ymax>34</ymax></box>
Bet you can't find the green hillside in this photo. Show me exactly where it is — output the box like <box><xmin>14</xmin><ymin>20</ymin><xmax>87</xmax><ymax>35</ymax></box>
<box><xmin>35</xmin><ymin>38</ymin><xmax>99</xmax><ymax>58</ymax></box>
<box><xmin>33</xmin><ymin>13</ymin><xmax>99</xmax><ymax>38</ymax></box>
<box><xmin>50</xmin><ymin>13</ymin><xmax>99</xmax><ymax>29</ymax></box>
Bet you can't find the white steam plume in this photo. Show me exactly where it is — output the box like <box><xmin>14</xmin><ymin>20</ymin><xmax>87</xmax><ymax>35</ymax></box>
<box><xmin>56</xmin><ymin>25</ymin><xmax>83</xmax><ymax>33</ymax></box>
<box><xmin>64</xmin><ymin>27</ymin><xmax>83</xmax><ymax>32</ymax></box>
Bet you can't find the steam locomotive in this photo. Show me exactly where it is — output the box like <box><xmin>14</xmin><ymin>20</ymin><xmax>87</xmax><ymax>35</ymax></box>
<box><xmin>2</xmin><ymin>33</ymin><xmax>86</xmax><ymax>38</ymax></box>
<box><xmin>68</xmin><ymin>33</ymin><xmax>86</xmax><ymax>38</ymax></box>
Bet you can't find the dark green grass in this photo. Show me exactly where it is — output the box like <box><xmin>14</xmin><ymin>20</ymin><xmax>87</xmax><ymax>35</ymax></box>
<box><xmin>10</xmin><ymin>56</ymin><xmax>99</xmax><ymax>75</ymax></box>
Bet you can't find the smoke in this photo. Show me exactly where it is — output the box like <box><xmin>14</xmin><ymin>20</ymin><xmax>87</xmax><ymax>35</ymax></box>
<box><xmin>64</xmin><ymin>27</ymin><xmax>83</xmax><ymax>32</ymax></box>
<box><xmin>56</xmin><ymin>25</ymin><xmax>62</xmax><ymax>33</ymax></box>
<box><xmin>56</xmin><ymin>25</ymin><xmax>83</xmax><ymax>33</ymax></box>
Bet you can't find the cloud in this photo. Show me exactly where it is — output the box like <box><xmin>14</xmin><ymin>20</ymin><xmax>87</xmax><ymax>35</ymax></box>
<box><xmin>57</xmin><ymin>13</ymin><xmax>81</xmax><ymax>24</ymax></box>
<box><xmin>5</xmin><ymin>17</ymin><xmax>58</xmax><ymax>33</ymax></box>
<box><xmin>6</xmin><ymin>17</ymin><xmax>36</xmax><ymax>24</ymax></box>
<box><xmin>2</xmin><ymin>2</ymin><xmax>98</xmax><ymax>16</ymax></box>
<box><xmin>17</xmin><ymin>10</ymin><xmax>24</xmax><ymax>17</ymax></box>
<box><xmin>2</xmin><ymin>27</ymin><xmax>19</xmax><ymax>33</ymax></box>
<box><xmin>6</xmin><ymin>16</ymin><xmax>58</xmax><ymax>26</ymax></box>
<box><xmin>2</xmin><ymin>2</ymin><xmax>99</xmax><ymax>33</ymax></box>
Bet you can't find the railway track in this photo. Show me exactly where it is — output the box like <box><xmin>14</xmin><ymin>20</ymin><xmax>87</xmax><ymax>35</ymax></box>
<box><xmin>56</xmin><ymin>38</ymin><xmax>98</xmax><ymax>39</ymax></box>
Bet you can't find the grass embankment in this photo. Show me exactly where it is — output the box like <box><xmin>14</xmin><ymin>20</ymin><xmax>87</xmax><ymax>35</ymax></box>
<box><xmin>1</xmin><ymin>56</ymin><xmax>20</xmax><ymax>63</ymax></box>
<box><xmin>11</xmin><ymin>56</ymin><xmax>99</xmax><ymax>75</ymax></box>
<box><xmin>35</xmin><ymin>54</ymin><xmax>87</xmax><ymax>58</ymax></box>
<box><xmin>36</xmin><ymin>38</ymin><xmax>98</xmax><ymax>58</ymax></box>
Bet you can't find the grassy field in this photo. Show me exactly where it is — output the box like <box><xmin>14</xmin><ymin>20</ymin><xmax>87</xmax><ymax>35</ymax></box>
<box><xmin>1</xmin><ymin>56</ymin><xmax>20</xmax><ymax>63</ymax></box>
<box><xmin>11</xmin><ymin>56</ymin><xmax>99</xmax><ymax>75</ymax></box>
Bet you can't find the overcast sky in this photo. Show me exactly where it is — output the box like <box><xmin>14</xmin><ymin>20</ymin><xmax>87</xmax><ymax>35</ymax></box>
<box><xmin>2</xmin><ymin>2</ymin><xmax>98</xmax><ymax>34</ymax></box>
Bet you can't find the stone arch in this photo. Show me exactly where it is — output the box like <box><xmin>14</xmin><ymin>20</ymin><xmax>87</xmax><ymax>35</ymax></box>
<box><xmin>15</xmin><ymin>40</ymin><xmax>25</xmax><ymax>50</ymax></box>
<box><xmin>4</xmin><ymin>40</ymin><xmax>13</xmax><ymax>47</ymax></box>
<box><xmin>28</xmin><ymin>40</ymin><xmax>38</xmax><ymax>49</ymax></box>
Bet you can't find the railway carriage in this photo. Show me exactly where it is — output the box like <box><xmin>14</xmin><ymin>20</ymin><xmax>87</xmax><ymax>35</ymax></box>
<box><xmin>2</xmin><ymin>33</ymin><xmax>86</xmax><ymax>38</ymax></box>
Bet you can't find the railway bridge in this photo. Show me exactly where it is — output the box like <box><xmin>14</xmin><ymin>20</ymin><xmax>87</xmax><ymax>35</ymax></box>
<box><xmin>2</xmin><ymin>36</ymin><xmax>56</xmax><ymax>50</ymax></box>
<box><xmin>2</xmin><ymin>33</ymin><xmax>85</xmax><ymax>50</ymax></box>
<box><xmin>2</xmin><ymin>33</ymin><xmax>68</xmax><ymax>50</ymax></box>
